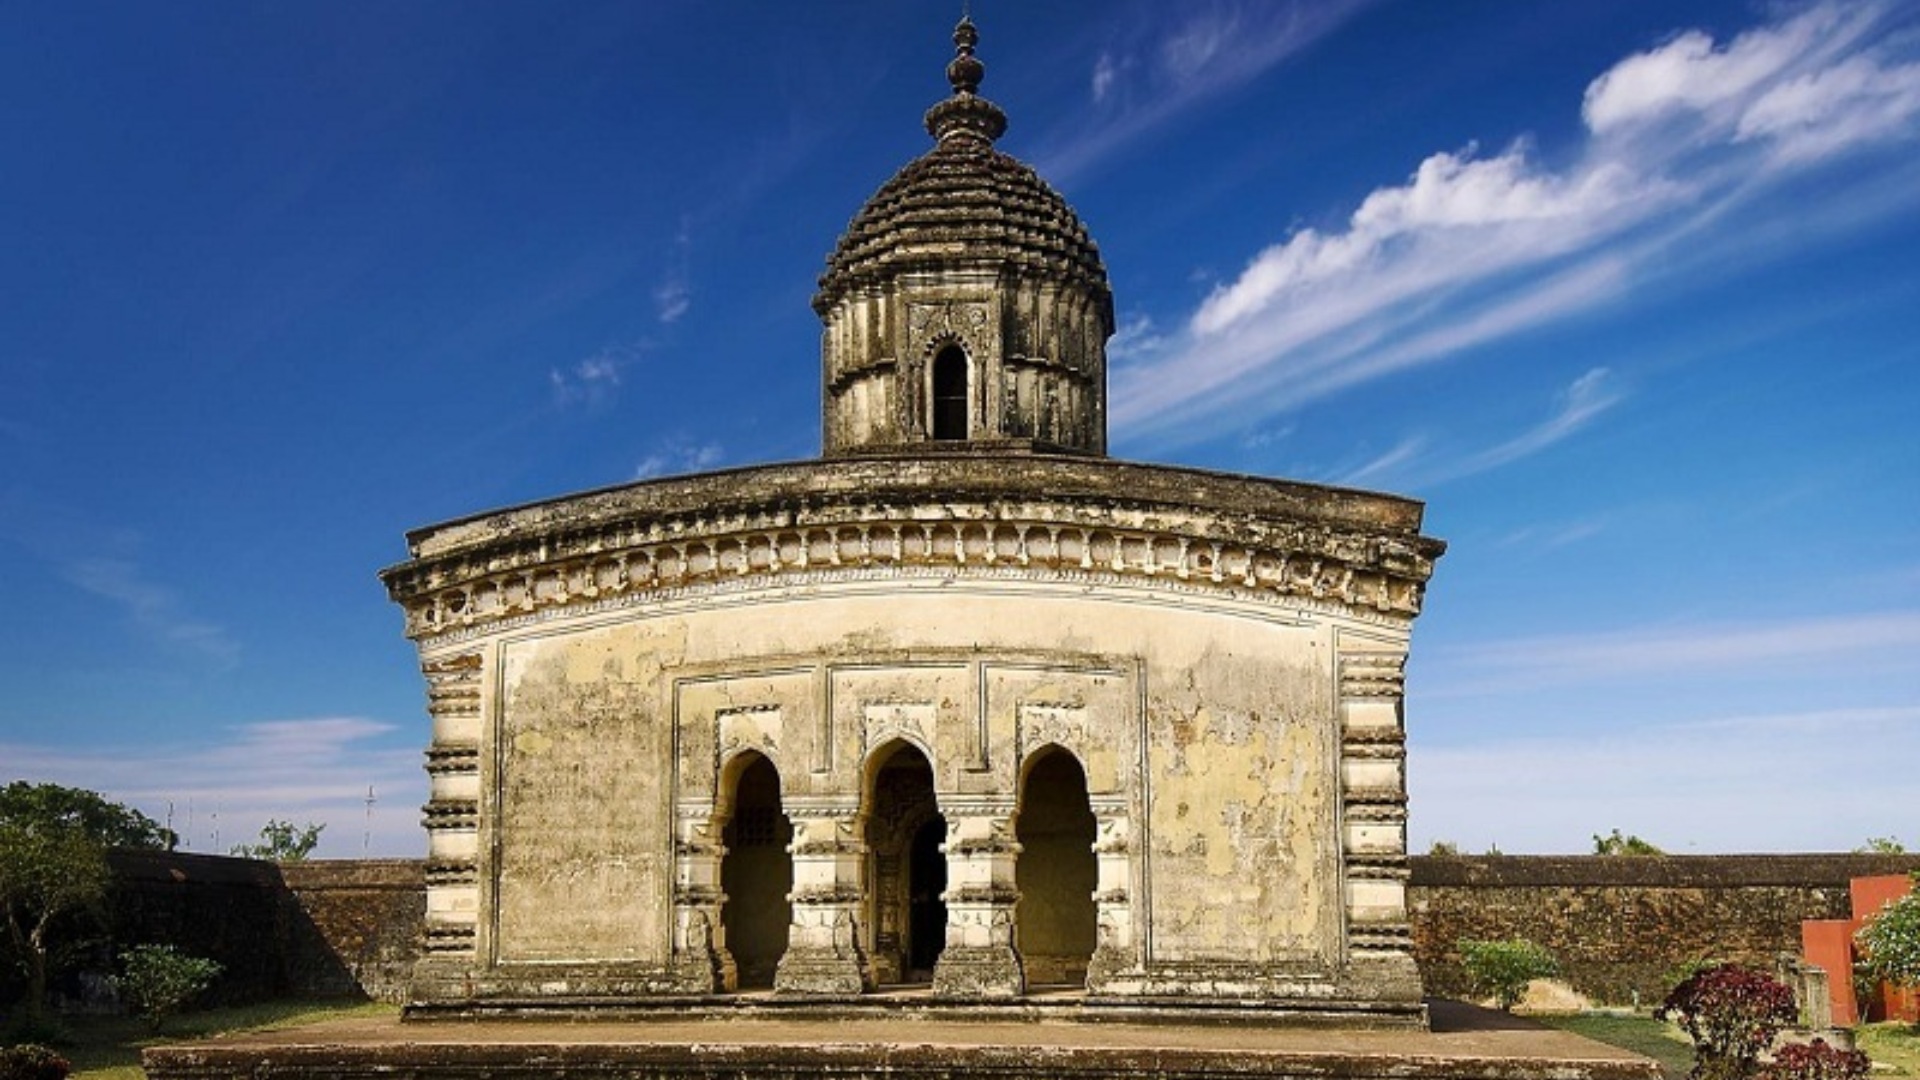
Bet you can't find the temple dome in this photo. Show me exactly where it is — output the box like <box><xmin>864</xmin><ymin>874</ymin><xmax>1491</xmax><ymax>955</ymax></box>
<box><xmin>813</xmin><ymin>18</ymin><xmax>1116</xmax><ymax>457</ymax></box>
<box><xmin>812</xmin><ymin>134</ymin><xmax>1111</xmax><ymax>317</ymax></box>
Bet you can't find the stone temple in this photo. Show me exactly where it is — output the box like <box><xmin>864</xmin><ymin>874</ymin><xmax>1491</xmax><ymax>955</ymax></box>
<box><xmin>380</xmin><ymin>18</ymin><xmax>1444</xmax><ymax>1024</ymax></box>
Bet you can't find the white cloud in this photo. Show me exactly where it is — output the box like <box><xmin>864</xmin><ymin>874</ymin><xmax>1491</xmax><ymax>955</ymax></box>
<box><xmin>1</xmin><ymin>717</ymin><xmax>424</xmax><ymax>858</ymax></box>
<box><xmin>549</xmin><ymin>344</ymin><xmax>638</xmax><ymax>408</ymax></box>
<box><xmin>1037</xmin><ymin>1</ymin><xmax>1376</xmax><ymax>182</ymax></box>
<box><xmin>1425</xmin><ymin>610</ymin><xmax>1920</xmax><ymax>696</ymax></box>
<box><xmin>1111</xmin><ymin>1</ymin><xmax>1920</xmax><ymax>449</ymax></box>
<box><xmin>1332</xmin><ymin>367</ymin><xmax>1623</xmax><ymax>490</ymax></box>
<box><xmin>654</xmin><ymin>279</ymin><xmax>691</xmax><ymax>324</ymax></box>
<box><xmin>62</xmin><ymin>557</ymin><xmax>238</xmax><ymax>665</ymax></box>
<box><xmin>1105</xmin><ymin>313</ymin><xmax>1165</xmax><ymax>364</ymax></box>
<box><xmin>1410</xmin><ymin>706</ymin><xmax>1920</xmax><ymax>853</ymax></box>
<box><xmin>1091</xmin><ymin>51</ymin><xmax>1118</xmax><ymax>104</ymax></box>
<box><xmin>635</xmin><ymin>436</ymin><xmax>726</xmax><ymax>480</ymax></box>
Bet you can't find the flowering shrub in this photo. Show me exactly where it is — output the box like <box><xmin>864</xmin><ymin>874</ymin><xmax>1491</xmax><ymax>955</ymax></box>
<box><xmin>1855</xmin><ymin>888</ymin><xmax>1920</xmax><ymax>993</ymax></box>
<box><xmin>0</xmin><ymin>1044</ymin><xmax>71</xmax><ymax>1080</ymax></box>
<box><xmin>1658</xmin><ymin>963</ymin><xmax>1799</xmax><ymax>1080</ymax></box>
<box><xmin>1458</xmin><ymin>938</ymin><xmax>1559</xmax><ymax>1011</ymax></box>
<box><xmin>1759</xmin><ymin>1040</ymin><xmax>1870</xmax><ymax>1080</ymax></box>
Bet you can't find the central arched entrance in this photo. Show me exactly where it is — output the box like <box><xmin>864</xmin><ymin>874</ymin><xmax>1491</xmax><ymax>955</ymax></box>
<box><xmin>720</xmin><ymin>751</ymin><xmax>791</xmax><ymax>990</ymax></box>
<box><xmin>1015</xmin><ymin>746</ymin><xmax>1097</xmax><ymax>987</ymax></box>
<box><xmin>864</xmin><ymin>740</ymin><xmax>945</xmax><ymax>984</ymax></box>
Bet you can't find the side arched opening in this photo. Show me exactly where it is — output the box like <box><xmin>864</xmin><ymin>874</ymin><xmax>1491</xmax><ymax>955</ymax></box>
<box><xmin>720</xmin><ymin>751</ymin><xmax>792</xmax><ymax>989</ymax></box>
<box><xmin>1015</xmin><ymin>746</ymin><xmax>1097</xmax><ymax>987</ymax></box>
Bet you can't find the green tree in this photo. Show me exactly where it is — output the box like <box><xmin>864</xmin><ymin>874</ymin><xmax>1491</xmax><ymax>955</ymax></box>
<box><xmin>1856</xmin><ymin>887</ymin><xmax>1920</xmax><ymax>1007</ymax></box>
<box><xmin>229</xmin><ymin>819</ymin><xmax>324</xmax><ymax>861</ymax></box>
<box><xmin>111</xmin><ymin>944</ymin><xmax>222</xmax><ymax>1032</ymax></box>
<box><xmin>1593</xmin><ymin>828</ymin><xmax>1665</xmax><ymax>856</ymax></box>
<box><xmin>0</xmin><ymin>782</ymin><xmax>175</xmax><ymax>851</ymax></box>
<box><xmin>0</xmin><ymin>783</ymin><xmax>173</xmax><ymax>1030</ymax></box>
<box><xmin>1855</xmin><ymin>836</ymin><xmax>1907</xmax><ymax>854</ymax></box>
<box><xmin>1458</xmin><ymin>938</ymin><xmax>1559</xmax><ymax>1011</ymax></box>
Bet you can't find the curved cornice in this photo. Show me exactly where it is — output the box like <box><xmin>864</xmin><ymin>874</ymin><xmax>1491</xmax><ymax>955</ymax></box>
<box><xmin>381</xmin><ymin>456</ymin><xmax>1444</xmax><ymax>642</ymax></box>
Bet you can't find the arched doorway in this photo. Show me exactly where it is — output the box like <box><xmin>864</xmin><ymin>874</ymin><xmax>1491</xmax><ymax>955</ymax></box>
<box><xmin>864</xmin><ymin>741</ymin><xmax>946</xmax><ymax>983</ymax></box>
<box><xmin>1015</xmin><ymin>747</ymin><xmax>1097</xmax><ymax>987</ymax></box>
<box><xmin>931</xmin><ymin>345</ymin><xmax>968</xmax><ymax>440</ymax></box>
<box><xmin>720</xmin><ymin>752</ymin><xmax>792</xmax><ymax>989</ymax></box>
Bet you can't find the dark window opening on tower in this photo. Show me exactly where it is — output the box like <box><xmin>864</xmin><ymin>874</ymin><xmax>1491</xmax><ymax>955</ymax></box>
<box><xmin>932</xmin><ymin>346</ymin><xmax>968</xmax><ymax>440</ymax></box>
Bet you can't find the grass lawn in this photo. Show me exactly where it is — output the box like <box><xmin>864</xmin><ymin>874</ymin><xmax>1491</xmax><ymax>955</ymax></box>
<box><xmin>1539</xmin><ymin>1012</ymin><xmax>1696</xmax><ymax>1079</ymax></box>
<box><xmin>1857</xmin><ymin>1022</ymin><xmax>1920</xmax><ymax>1076</ymax></box>
<box><xmin>1541</xmin><ymin>1013</ymin><xmax>1920</xmax><ymax>1079</ymax></box>
<box><xmin>27</xmin><ymin>998</ymin><xmax>397</xmax><ymax>1079</ymax></box>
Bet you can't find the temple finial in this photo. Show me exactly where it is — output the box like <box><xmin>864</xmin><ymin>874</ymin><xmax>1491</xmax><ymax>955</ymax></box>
<box><xmin>947</xmin><ymin>15</ymin><xmax>985</xmax><ymax>96</ymax></box>
<box><xmin>926</xmin><ymin>14</ymin><xmax>1007</xmax><ymax>143</ymax></box>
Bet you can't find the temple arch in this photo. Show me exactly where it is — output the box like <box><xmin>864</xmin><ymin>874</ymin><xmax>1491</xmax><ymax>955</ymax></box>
<box><xmin>719</xmin><ymin>750</ymin><xmax>792</xmax><ymax>989</ymax></box>
<box><xmin>862</xmin><ymin>739</ymin><xmax>946</xmax><ymax>983</ymax></box>
<box><xmin>1014</xmin><ymin>745</ymin><xmax>1097</xmax><ymax>987</ymax></box>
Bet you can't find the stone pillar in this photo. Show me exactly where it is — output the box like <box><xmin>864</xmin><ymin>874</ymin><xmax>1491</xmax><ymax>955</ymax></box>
<box><xmin>668</xmin><ymin>807</ymin><xmax>734</xmax><ymax>993</ymax></box>
<box><xmin>1339</xmin><ymin>653</ymin><xmax>1423</xmax><ymax>1005</ymax></box>
<box><xmin>774</xmin><ymin>802</ymin><xmax>872</xmax><ymax>995</ymax></box>
<box><xmin>417</xmin><ymin>651</ymin><xmax>482</xmax><ymax>979</ymax></box>
<box><xmin>933</xmin><ymin>803</ymin><xmax>1023</xmax><ymax>999</ymax></box>
<box><xmin>1085</xmin><ymin>799</ymin><xmax>1138</xmax><ymax>991</ymax></box>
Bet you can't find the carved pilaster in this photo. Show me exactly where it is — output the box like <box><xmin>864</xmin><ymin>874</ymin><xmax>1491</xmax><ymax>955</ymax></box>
<box><xmin>670</xmin><ymin>808</ymin><xmax>735</xmax><ymax>992</ymax></box>
<box><xmin>932</xmin><ymin>804</ymin><xmax>1023</xmax><ymax>999</ymax></box>
<box><xmin>1338</xmin><ymin>652</ymin><xmax>1421</xmax><ymax>1001</ymax></box>
<box><xmin>418</xmin><ymin>651</ymin><xmax>482</xmax><ymax>962</ymax></box>
<box><xmin>1084</xmin><ymin>799</ymin><xmax>1138</xmax><ymax>991</ymax></box>
<box><xmin>774</xmin><ymin>803</ymin><xmax>872</xmax><ymax>995</ymax></box>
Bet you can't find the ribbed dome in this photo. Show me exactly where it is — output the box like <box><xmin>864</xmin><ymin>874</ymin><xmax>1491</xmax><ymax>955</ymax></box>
<box><xmin>812</xmin><ymin>136</ymin><xmax>1110</xmax><ymax>317</ymax></box>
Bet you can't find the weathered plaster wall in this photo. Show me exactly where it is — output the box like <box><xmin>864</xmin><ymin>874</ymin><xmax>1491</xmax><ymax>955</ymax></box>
<box><xmin>1409</xmin><ymin>854</ymin><xmax>1920</xmax><ymax>1004</ymax></box>
<box><xmin>462</xmin><ymin>577</ymin><xmax>1368</xmax><ymax>992</ymax></box>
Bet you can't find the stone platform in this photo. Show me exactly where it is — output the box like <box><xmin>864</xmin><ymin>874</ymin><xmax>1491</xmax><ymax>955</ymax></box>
<box><xmin>142</xmin><ymin>1000</ymin><xmax>1664</xmax><ymax>1080</ymax></box>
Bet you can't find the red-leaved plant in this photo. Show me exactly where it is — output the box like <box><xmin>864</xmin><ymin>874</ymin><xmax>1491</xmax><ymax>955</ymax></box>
<box><xmin>1759</xmin><ymin>1040</ymin><xmax>1871</xmax><ymax>1080</ymax></box>
<box><xmin>0</xmin><ymin>1043</ymin><xmax>72</xmax><ymax>1080</ymax></box>
<box><xmin>1658</xmin><ymin>963</ymin><xmax>1799</xmax><ymax>1080</ymax></box>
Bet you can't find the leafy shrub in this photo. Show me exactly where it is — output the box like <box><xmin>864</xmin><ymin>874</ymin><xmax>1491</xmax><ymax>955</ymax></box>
<box><xmin>112</xmin><ymin>944</ymin><xmax>223</xmax><ymax>1032</ymax></box>
<box><xmin>1458</xmin><ymin>938</ymin><xmax>1559</xmax><ymax>1011</ymax></box>
<box><xmin>1759</xmin><ymin>1040</ymin><xmax>1870</xmax><ymax>1080</ymax></box>
<box><xmin>1659</xmin><ymin>963</ymin><xmax>1799</xmax><ymax>1080</ymax></box>
<box><xmin>1855</xmin><ymin>890</ymin><xmax>1920</xmax><ymax>993</ymax></box>
<box><xmin>1593</xmin><ymin>828</ymin><xmax>1665</xmax><ymax>856</ymax></box>
<box><xmin>0</xmin><ymin>1044</ymin><xmax>71</xmax><ymax>1080</ymax></box>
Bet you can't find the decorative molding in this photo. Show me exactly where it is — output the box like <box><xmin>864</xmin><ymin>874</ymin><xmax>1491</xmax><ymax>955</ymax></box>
<box><xmin>398</xmin><ymin>529</ymin><xmax>1424</xmax><ymax>649</ymax></box>
<box><xmin>1339</xmin><ymin>653</ymin><xmax>1406</xmax><ymax>699</ymax></box>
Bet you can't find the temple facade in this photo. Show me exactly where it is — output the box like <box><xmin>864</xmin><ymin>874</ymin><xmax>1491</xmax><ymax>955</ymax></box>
<box><xmin>380</xmin><ymin>18</ymin><xmax>1443</xmax><ymax>1023</ymax></box>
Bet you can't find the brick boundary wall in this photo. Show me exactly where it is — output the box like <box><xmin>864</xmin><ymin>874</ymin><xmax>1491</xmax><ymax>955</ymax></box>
<box><xmin>69</xmin><ymin>852</ymin><xmax>1920</xmax><ymax>1008</ymax></box>
<box><xmin>104</xmin><ymin>850</ymin><xmax>423</xmax><ymax>1005</ymax></box>
<box><xmin>1410</xmin><ymin>854</ymin><xmax>1920</xmax><ymax>1005</ymax></box>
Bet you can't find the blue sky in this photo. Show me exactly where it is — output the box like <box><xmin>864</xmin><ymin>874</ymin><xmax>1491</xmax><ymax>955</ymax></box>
<box><xmin>3</xmin><ymin>1</ymin><xmax>1916</xmax><ymax>858</ymax></box>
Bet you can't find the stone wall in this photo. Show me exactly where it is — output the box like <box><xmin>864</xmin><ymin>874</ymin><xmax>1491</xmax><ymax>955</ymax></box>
<box><xmin>96</xmin><ymin>852</ymin><xmax>1920</xmax><ymax>1008</ymax></box>
<box><xmin>1409</xmin><ymin>854</ymin><xmax>1920</xmax><ymax>1005</ymax></box>
<box><xmin>106</xmin><ymin>851</ymin><xmax>422</xmax><ymax>1005</ymax></box>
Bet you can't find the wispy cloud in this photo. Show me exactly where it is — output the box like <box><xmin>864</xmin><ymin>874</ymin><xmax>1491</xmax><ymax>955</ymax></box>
<box><xmin>0</xmin><ymin>717</ymin><xmax>423</xmax><ymax>857</ymax></box>
<box><xmin>634</xmin><ymin>436</ymin><xmax>726</xmax><ymax>480</ymax></box>
<box><xmin>549</xmin><ymin>341</ymin><xmax>646</xmax><ymax>409</ymax></box>
<box><xmin>1036</xmin><ymin>1</ymin><xmax>1376</xmax><ymax>183</ymax></box>
<box><xmin>1111</xmin><ymin>1</ymin><xmax>1920</xmax><ymax>447</ymax></box>
<box><xmin>62</xmin><ymin>557</ymin><xmax>238</xmax><ymax>665</ymax></box>
<box><xmin>1426</xmin><ymin>609</ymin><xmax>1920</xmax><ymax>696</ymax></box>
<box><xmin>1411</xmin><ymin>705</ymin><xmax>1920</xmax><ymax>853</ymax></box>
<box><xmin>654</xmin><ymin>217</ymin><xmax>693</xmax><ymax>324</ymax></box>
<box><xmin>1335</xmin><ymin>367</ymin><xmax>1624</xmax><ymax>489</ymax></box>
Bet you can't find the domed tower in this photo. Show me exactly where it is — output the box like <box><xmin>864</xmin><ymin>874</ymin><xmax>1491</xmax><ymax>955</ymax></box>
<box><xmin>815</xmin><ymin>18</ymin><xmax>1114</xmax><ymax>456</ymax></box>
